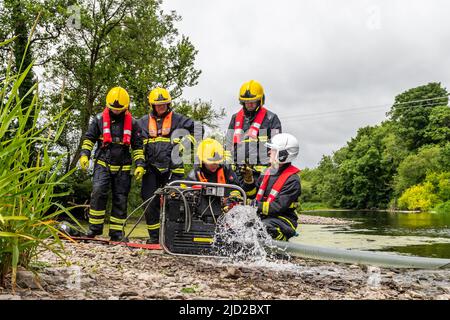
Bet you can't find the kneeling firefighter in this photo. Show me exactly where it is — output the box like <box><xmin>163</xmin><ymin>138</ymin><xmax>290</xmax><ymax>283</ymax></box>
<box><xmin>187</xmin><ymin>138</ymin><xmax>239</xmax><ymax>185</ymax></box>
<box><xmin>139</xmin><ymin>87</ymin><xmax>198</xmax><ymax>244</ymax></box>
<box><xmin>244</xmin><ymin>133</ymin><xmax>301</xmax><ymax>241</ymax></box>
<box><xmin>187</xmin><ymin>138</ymin><xmax>242</xmax><ymax>211</ymax></box>
<box><xmin>79</xmin><ymin>87</ymin><xmax>145</xmax><ymax>241</ymax></box>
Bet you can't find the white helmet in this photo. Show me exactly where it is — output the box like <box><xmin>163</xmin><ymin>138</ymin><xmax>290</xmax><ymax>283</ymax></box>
<box><xmin>265</xmin><ymin>133</ymin><xmax>299</xmax><ymax>164</ymax></box>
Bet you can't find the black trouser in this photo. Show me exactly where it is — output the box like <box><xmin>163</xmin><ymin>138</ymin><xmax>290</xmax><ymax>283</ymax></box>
<box><xmin>261</xmin><ymin>216</ymin><xmax>298</xmax><ymax>241</ymax></box>
<box><xmin>89</xmin><ymin>164</ymin><xmax>131</xmax><ymax>238</ymax></box>
<box><xmin>141</xmin><ymin>167</ymin><xmax>185</xmax><ymax>239</ymax></box>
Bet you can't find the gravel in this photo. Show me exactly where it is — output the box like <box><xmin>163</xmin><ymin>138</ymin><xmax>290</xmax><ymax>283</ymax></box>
<box><xmin>2</xmin><ymin>240</ymin><xmax>450</xmax><ymax>300</ymax></box>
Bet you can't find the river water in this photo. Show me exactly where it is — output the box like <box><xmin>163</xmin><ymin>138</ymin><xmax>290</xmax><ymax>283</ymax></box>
<box><xmin>295</xmin><ymin>211</ymin><xmax>450</xmax><ymax>258</ymax></box>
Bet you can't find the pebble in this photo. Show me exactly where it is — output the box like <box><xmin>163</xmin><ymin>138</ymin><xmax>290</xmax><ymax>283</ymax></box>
<box><xmin>0</xmin><ymin>241</ymin><xmax>448</xmax><ymax>300</ymax></box>
<box><xmin>0</xmin><ymin>294</ymin><xmax>22</xmax><ymax>300</ymax></box>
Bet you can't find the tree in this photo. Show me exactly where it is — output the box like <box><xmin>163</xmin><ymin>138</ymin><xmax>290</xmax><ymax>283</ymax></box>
<box><xmin>173</xmin><ymin>99</ymin><xmax>225</xmax><ymax>129</ymax></box>
<box><xmin>45</xmin><ymin>0</ymin><xmax>201</xmax><ymax>170</ymax></box>
<box><xmin>394</xmin><ymin>145</ymin><xmax>446</xmax><ymax>196</ymax></box>
<box><xmin>388</xmin><ymin>82</ymin><xmax>449</xmax><ymax>150</ymax></box>
<box><xmin>424</xmin><ymin>106</ymin><xmax>450</xmax><ymax>145</ymax></box>
<box><xmin>1</xmin><ymin>0</ymin><xmax>69</xmax><ymax>163</ymax></box>
<box><xmin>398</xmin><ymin>183</ymin><xmax>439</xmax><ymax>211</ymax></box>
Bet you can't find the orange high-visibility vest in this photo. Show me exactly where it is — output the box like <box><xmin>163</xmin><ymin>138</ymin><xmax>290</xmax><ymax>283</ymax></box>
<box><xmin>148</xmin><ymin>112</ymin><xmax>173</xmax><ymax>137</ymax></box>
<box><xmin>197</xmin><ymin>168</ymin><xmax>226</xmax><ymax>184</ymax></box>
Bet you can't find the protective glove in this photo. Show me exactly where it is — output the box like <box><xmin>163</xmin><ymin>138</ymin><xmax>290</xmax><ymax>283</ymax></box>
<box><xmin>246</xmin><ymin>199</ymin><xmax>257</xmax><ymax>207</ymax></box>
<box><xmin>134</xmin><ymin>166</ymin><xmax>146</xmax><ymax>181</ymax></box>
<box><xmin>242</xmin><ymin>166</ymin><xmax>254</xmax><ymax>184</ymax></box>
<box><xmin>79</xmin><ymin>155</ymin><xmax>89</xmax><ymax>171</ymax></box>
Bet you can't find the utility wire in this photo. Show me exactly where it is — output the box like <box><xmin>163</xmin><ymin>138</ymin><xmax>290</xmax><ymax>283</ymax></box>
<box><xmin>279</xmin><ymin>95</ymin><xmax>449</xmax><ymax>120</ymax></box>
<box><xmin>280</xmin><ymin>101</ymin><xmax>448</xmax><ymax>122</ymax></box>
<box><xmin>216</xmin><ymin>95</ymin><xmax>449</xmax><ymax>126</ymax></box>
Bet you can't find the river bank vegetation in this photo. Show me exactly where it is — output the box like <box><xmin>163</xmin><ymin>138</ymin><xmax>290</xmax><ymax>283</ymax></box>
<box><xmin>300</xmin><ymin>83</ymin><xmax>450</xmax><ymax>213</ymax></box>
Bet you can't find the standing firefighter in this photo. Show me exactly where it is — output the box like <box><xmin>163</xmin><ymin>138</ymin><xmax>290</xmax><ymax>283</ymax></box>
<box><xmin>226</xmin><ymin>80</ymin><xmax>282</xmax><ymax>190</ymax></box>
<box><xmin>79</xmin><ymin>87</ymin><xmax>145</xmax><ymax>241</ymax></box>
<box><xmin>139</xmin><ymin>87</ymin><xmax>197</xmax><ymax>244</ymax></box>
<box><xmin>244</xmin><ymin>133</ymin><xmax>301</xmax><ymax>241</ymax></box>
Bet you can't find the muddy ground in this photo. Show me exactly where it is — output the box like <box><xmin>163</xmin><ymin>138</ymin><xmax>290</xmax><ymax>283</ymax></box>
<box><xmin>1</xmin><ymin>238</ymin><xmax>450</xmax><ymax>300</ymax></box>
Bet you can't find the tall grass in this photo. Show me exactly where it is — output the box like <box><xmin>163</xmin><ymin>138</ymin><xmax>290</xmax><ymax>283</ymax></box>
<box><xmin>0</xmin><ymin>37</ymin><xmax>74</xmax><ymax>289</ymax></box>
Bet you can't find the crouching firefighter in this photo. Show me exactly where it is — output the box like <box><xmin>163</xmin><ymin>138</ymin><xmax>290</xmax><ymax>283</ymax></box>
<box><xmin>244</xmin><ymin>133</ymin><xmax>301</xmax><ymax>241</ymax></box>
<box><xmin>79</xmin><ymin>87</ymin><xmax>145</xmax><ymax>241</ymax></box>
<box><xmin>226</xmin><ymin>80</ymin><xmax>282</xmax><ymax>185</ymax></box>
<box><xmin>139</xmin><ymin>87</ymin><xmax>197</xmax><ymax>244</ymax></box>
<box><xmin>187</xmin><ymin>138</ymin><xmax>242</xmax><ymax>211</ymax></box>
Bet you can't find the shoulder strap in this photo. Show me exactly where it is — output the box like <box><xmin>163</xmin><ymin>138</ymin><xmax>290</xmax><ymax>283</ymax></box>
<box><xmin>267</xmin><ymin>165</ymin><xmax>300</xmax><ymax>203</ymax></box>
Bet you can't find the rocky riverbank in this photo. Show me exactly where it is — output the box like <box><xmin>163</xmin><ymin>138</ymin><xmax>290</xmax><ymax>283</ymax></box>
<box><xmin>298</xmin><ymin>214</ymin><xmax>354</xmax><ymax>225</ymax></box>
<box><xmin>1</xmin><ymin>240</ymin><xmax>450</xmax><ymax>300</ymax></box>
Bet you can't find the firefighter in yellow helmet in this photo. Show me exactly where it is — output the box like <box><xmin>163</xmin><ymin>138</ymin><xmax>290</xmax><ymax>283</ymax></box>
<box><xmin>138</xmin><ymin>87</ymin><xmax>199</xmax><ymax>244</ymax></box>
<box><xmin>226</xmin><ymin>80</ymin><xmax>282</xmax><ymax>193</ymax></box>
<box><xmin>187</xmin><ymin>138</ymin><xmax>241</xmax><ymax>212</ymax></box>
<box><xmin>79</xmin><ymin>87</ymin><xmax>145</xmax><ymax>241</ymax></box>
<box><xmin>187</xmin><ymin>138</ymin><xmax>239</xmax><ymax>185</ymax></box>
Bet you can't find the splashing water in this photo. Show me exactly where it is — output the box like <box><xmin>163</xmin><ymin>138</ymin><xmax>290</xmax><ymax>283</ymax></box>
<box><xmin>212</xmin><ymin>205</ymin><xmax>296</xmax><ymax>271</ymax></box>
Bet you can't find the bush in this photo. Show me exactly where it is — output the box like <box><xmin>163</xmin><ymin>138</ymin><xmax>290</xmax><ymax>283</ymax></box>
<box><xmin>435</xmin><ymin>201</ymin><xmax>450</xmax><ymax>214</ymax></box>
<box><xmin>398</xmin><ymin>183</ymin><xmax>440</xmax><ymax>211</ymax></box>
<box><xmin>0</xmin><ymin>40</ymin><xmax>73</xmax><ymax>288</ymax></box>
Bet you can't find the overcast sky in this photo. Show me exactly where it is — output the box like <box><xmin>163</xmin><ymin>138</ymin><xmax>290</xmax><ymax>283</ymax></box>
<box><xmin>161</xmin><ymin>0</ymin><xmax>450</xmax><ymax>168</ymax></box>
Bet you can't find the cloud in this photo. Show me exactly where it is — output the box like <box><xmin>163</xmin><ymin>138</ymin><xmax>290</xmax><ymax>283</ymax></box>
<box><xmin>162</xmin><ymin>0</ymin><xmax>450</xmax><ymax>167</ymax></box>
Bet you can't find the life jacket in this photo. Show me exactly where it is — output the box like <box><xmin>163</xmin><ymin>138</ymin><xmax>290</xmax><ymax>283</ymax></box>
<box><xmin>148</xmin><ymin>111</ymin><xmax>173</xmax><ymax>138</ymax></box>
<box><xmin>233</xmin><ymin>107</ymin><xmax>268</xmax><ymax>144</ymax></box>
<box><xmin>102</xmin><ymin>107</ymin><xmax>132</xmax><ymax>146</ymax></box>
<box><xmin>197</xmin><ymin>167</ymin><xmax>226</xmax><ymax>184</ymax></box>
<box><xmin>256</xmin><ymin>165</ymin><xmax>300</xmax><ymax>203</ymax></box>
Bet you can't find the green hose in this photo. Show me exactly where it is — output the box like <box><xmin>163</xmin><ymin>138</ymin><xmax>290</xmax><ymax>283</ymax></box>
<box><xmin>271</xmin><ymin>240</ymin><xmax>450</xmax><ymax>269</ymax></box>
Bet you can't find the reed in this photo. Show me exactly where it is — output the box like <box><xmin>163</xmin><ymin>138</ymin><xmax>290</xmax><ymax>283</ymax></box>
<box><xmin>0</xmin><ymin>37</ymin><xmax>75</xmax><ymax>289</ymax></box>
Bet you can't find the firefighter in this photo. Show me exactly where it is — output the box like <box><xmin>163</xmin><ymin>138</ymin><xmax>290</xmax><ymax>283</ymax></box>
<box><xmin>187</xmin><ymin>138</ymin><xmax>242</xmax><ymax>213</ymax></box>
<box><xmin>139</xmin><ymin>87</ymin><xmax>197</xmax><ymax>244</ymax></box>
<box><xmin>187</xmin><ymin>138</ymin><xmax>239</xmax><ymax>186</ymax></box>
<box><xmin>79</xmin><ymin>87</ymin><xmax>145</xmax><ymax>241</ymax></box>
<box><xmin>244</xmin><ymin>133</ymin><xmax>301</xmax><ymax>241</ymax></box>
<box><xmin>226</xmin><ymin>80</ymin><xmax>282</xmax><ymax>189</ymax></box>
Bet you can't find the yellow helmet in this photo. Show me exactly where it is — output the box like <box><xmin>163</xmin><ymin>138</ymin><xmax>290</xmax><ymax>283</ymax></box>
<box><xmin>148</xmin><ymin>87</ymin><xmax>172</xmax><ymax>106</ymax></box>
<box><xmin>197</xmin><ymin>138</ymin><xmax>224</xmax><ymax>164</ymax></box>
<box><xmin>106</xmin><ymin>87</ymin><xmax>130</xmax><ymax>111</ymax></box>
<box><xmin>239</xmin><ymin>80</ymin><xmax>265</xmax><ymax>106</ymax></box>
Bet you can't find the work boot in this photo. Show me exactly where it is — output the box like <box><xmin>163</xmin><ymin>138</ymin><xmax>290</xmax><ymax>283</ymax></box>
<box><xmin>146</xmin><ymin>237</ymin><xmax>159</xmax><ymax>245</ymax></box>
<box><xmin>86</xmin><ymin>229</ymin><xmax>102</xmax><ymax>239</ymax></box>
<box><xmin>110</xmin><ymin>233</ymin><xmax>128</xmax><ymax>242</ymax></box>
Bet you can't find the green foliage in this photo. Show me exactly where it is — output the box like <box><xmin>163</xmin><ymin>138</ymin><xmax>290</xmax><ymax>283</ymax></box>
<box><xmin>394</xmin><ymin>145</ymin><xmax>445</xmax><ymax>196</ymax></box>
<box><xmin>397</xmin><ymin>172</ymin><xmax>450</xmax><ymax>212</ymax></box>
<box><xmin>306</xmin><ymin>82</ymin><xmax>450</xmax><ymax>211</ymax></box>
<box><xmin>424</xmin><ymin>106</ymin><xmax>450</xmax><ymax>144</ymax></box>
<box><xmin>173</xmin><ymin>99</ymin><xmax>225</xmax><ymax>129</ymax></box>
<box><xmin>435</xmin><ymin>201</ymin><xmax>450</xmax><ymax>214</ymax></box>
<box><xmin>43</xmin><ymin>0</ymin><xmax>202</xmax><ymax>169</ymax></box>
<box><xmin>389</xmin><ymin>82</ymin><xmax>449</xmax><ymax>150</ymax></box>
<box><xmin>0</xmin><ymin>51</ymin><xmax>73</xmax><ymax>288</ymax></box>
<box><xmin>398</xmin><ymin>183</ymin><xmax>439</xmax><ymax>211</ymax></box>
<box><xmin>299</xmin><ymin>202</ymin><xmax>330</xmax><ymax>211</ymax></box>
<box><xmin>425</xmin><ymin>172</ymin><xmax>450</xmax><ymax>202</ymax></box>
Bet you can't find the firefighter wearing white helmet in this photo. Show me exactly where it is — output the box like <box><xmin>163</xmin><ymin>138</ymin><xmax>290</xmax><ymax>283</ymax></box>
<box><xmin>244</xmin><ymin>133</ymin><xmax>301</xmax><ymax>241</ymax></box>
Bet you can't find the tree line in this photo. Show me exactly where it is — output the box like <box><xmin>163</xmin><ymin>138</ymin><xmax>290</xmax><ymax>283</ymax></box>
<box><xmin>300</xmin><ymin>82</ymin><xmax>450</xmax><ymax>213</ymax></box>
<box><xmin>1</xmin><ymin>0</ymin><xmax>225</xmax><ymax>213</ymax></box>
